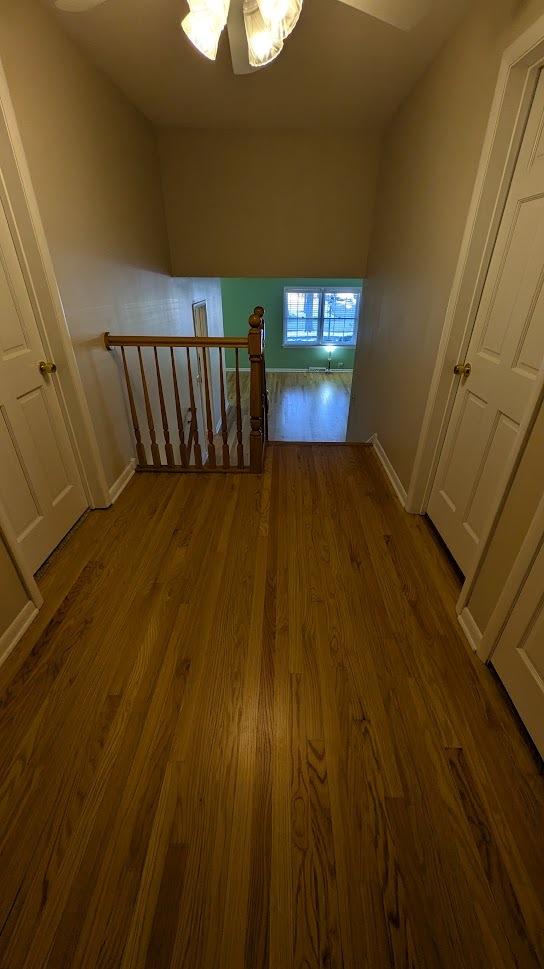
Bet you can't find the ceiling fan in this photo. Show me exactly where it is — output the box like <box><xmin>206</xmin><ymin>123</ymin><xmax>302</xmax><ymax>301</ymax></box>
<box><xmin>53</xmin><ymin>0</ymin><xmax>435</xmax><ymax>73</ymax></box>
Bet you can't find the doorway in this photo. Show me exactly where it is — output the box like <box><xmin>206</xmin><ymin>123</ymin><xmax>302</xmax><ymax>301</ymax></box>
<box><xmin>427</xmin><ymin>69</ymin><xmax>544</xmax><ymax>578</ymax></box>
<box><xmin>0</xmin><ymin>177</ymin><xmax>87</xmax><ymax>574</ymax></box>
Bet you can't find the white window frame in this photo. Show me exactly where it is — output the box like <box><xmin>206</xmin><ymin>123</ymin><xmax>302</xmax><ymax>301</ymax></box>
<box><xmin>282</xmin><ymin>286</ymin><xmax>362</xmax><ymax>348</ymax></box>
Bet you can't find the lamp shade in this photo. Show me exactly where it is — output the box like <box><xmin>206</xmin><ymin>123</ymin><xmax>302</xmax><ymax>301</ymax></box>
<box><xmin>257</xmin><ymin>0</ymin><xmax>302</xmax><ymax>39</ymax></box>
<box><xmin>182</xmin><ymin>9</ymin><xmax>224</xmax><ymax>59</ymax></box>
<box><xmin>243</xmin><ymin>0</ymin><xmax>283</xmax><ymax>67</ymax></box>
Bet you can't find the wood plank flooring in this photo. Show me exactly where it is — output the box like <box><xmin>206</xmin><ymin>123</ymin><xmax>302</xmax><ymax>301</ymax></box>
<box><xmin>0</xmin><ymin>444</ymin><xmax>543</xmax><ymax>969</ymax></box>
<box><xmin>221</xmin><ymin>372</ymin><xmax>352</xmax><ymax>454</ymax></box>
<box><xmin>265</xmin><ymin>371</ymin><xmax>352</xmax><ymax>441</ymax></box>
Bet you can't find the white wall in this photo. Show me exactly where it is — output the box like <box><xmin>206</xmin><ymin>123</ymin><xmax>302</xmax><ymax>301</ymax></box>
<box><xmin>158</xmin><ymin>127</ymin><xmax>381</xmax><ymax>278</ymax></box>
<box><xmin>347</xmin><ymin>0</ymin><xmax>544</xmax><ymax>490</ymax></box>
<box><xmin>0</xmin><ymin>0</ymin><xmax>223</xmax><ymax>492</ymax></box>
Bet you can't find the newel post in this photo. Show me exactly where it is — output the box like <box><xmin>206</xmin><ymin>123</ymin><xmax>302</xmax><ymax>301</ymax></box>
<box><xmin>248</xmin><ymin>306</ymin><xmax>265</xmax><ymax>473</ymax></box>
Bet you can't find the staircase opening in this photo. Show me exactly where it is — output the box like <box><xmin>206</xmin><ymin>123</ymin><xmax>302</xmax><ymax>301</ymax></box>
<box><xmin>105</xmin><ymin>306</ymin><xmax>267</xmax><ymax>474</ymax></box>
<box><xmin>221</xmin><ymin>277</ymin><xmax>361</xmax><ymax>443</ymax></box>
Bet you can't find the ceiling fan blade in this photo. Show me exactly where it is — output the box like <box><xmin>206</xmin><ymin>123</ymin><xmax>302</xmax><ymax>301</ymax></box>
<box><xmin>334</xmin><ymin>0</ymin><xmax>432</xmax><ymax>30</ymax></box>
<box><xmin>54</xmin><ymin>0</ymin><xmax>109</xmax><ymax>11</ymax></box>
<box><xmin>227</xmin><ymin>1</ymin><xmax>258</xmax><ymax>75</ymax></box>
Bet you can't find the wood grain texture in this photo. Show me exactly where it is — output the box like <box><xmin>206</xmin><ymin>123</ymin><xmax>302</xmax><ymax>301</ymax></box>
<box><xmin>0</xmin><ymin>445</ymin><xmax>543</xmax><ymax>968</ymax></box>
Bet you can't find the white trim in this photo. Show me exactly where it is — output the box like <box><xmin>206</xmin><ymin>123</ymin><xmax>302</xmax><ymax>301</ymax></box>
<box><xmin>226</xmin><ymin>367</ymin><xmax>354</xmax><ymax>373</ymax></box>
<box><xmin>407</xmin><ymin>21</ymin><xmax>544</xmax><ymax>517</ymax></box>
<box><xmin>403</xmin><ymin>15</ymin><xmax>544</xmax><ymax>611</ymax></box>
<box><xmin>0</xmin><ymin>601</ymin><xmax>38</xmax><ymax>669</ymax></box>
<box><xmin>458</xmin><ymin>379</ymin><xmax>544</xmax><ymax>615</ymax></box>
<box><xmin>0</xmin><ymin>58</ymin><xmax>109</xmax><ymax>509</ymax></box>
<box><xmin>108</xmin><ymin>458</ymin><xmax>136</xmax><ymax>504</ymax></box>
<box><xmin>458</xmin><ymin>607</ymin><xmax>482</xmax><ymax>653</ymax></box>
<box><xmin>283</xmin><ymin>285</ymin><xmax>361</xmax><ymax>349</ymax></box>
<box><xmin>0</xmin><ymin>496</ymin><xmax>42</xmax><ymax>609</ymax></box>
<box><xmin>369</xmin><ymin>434</ymin><xmax>407</xmax><ymax>507</ymax></box>
<box><xmin>475</xmin><ymin>487</ymin><xmax>544</xmax><ymax>662</ymax></box>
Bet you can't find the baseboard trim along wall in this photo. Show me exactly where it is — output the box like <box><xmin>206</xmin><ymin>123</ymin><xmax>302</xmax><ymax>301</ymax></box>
<box><xmin>226</xmin><ymin>367</ymin><xmax>354</xmax><ymax>374</ymax></box>
<box><xmin>109</xmin><ymin>458</ymin><xmax>136</xmax><ymax>504</ymax></box>
<box><xmin>458</xmin><ymin>607</ymin><xmax>483</xmax><ymax>652</ymax></box>
<box><xmin>369</xmin><ymin>434</ymin><xmax>408</xmax><ymax>508</ymax></box>
<box><xmin>0</xmin><ymin>600</ymin><xmax>39</xmax><ymax>669</ymax></box>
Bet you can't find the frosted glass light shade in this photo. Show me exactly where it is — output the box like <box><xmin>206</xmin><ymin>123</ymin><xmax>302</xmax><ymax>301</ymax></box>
<box><xmin>189</xmin><ymin>0</ymin><xmax>230</xmax><ymax>22</ymax></box>
<box><xmin>243</xmin><ymin>0</ymin><xmax>283</xmax><ymax>67</ymax></box>
<box><xmin>257</xmin><ymin>0</ymin><xmax>302</xmax><ymax>39</ymax></box>
<box><xmin>182</xmin><ymin>9</ymin><xmax>224</xmax><ymax>60</ymax></box>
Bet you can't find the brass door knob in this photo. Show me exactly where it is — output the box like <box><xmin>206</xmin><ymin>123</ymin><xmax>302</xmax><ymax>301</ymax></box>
<box><xmin>39</xmin><ymin>360</ymin><xmax>57</xmax><ymax>375</ymax></box>
<box><xmin>454</xmin><ymin>362</ymin><xmax>471</xmax><ymax>377</ymax></box>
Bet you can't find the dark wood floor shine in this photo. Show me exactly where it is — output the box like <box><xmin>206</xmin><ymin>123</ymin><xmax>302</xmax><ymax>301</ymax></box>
<box><xmin>0</xmin><ymin>444</ymin><xmax>543</xmax><ymax>969</ymax></box>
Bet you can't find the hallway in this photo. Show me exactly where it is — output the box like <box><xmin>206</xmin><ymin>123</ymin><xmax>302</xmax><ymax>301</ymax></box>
<box><xmin>0</xmin><ymin>445</ymin><xmax>542</xmax><ymax>968</ymax></box>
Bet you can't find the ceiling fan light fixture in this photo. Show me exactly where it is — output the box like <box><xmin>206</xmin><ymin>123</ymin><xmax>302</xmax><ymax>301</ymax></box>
<box><xmin>257</xmin><ymin>0</ymin><xmax>302</xmax><ymax>39</ymax></box>
<box><xmin>181</xmin><ymin>9</ymin><xmax>224</xmax><ymax>60</ymax></box>
<box><xmin>243</xmin><ymin>0</ymin><xmax>283</xmax><ymax>67</ymax></box>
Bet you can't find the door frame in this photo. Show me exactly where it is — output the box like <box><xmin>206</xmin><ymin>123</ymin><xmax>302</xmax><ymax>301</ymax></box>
<box><xmin>406</xmin><ymin>14</ymin><xmax>544</xmax><ymax>622</ymax></box>
<box><xmin>477</xmin><ymin>482</ymin><xmax>544</xmax><ymax>664</ymax></box>
<box><xmin>0</xmin><ymin>59</ymin><xmax>110</xmax><ymax>599</ymax></box>
<box><xmin>193</xmin><ymin>299</ymin><xmax>218</xmax><ymax>435</ymax></box>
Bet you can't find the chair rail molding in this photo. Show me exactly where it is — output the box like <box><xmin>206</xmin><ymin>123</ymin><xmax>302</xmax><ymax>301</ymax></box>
<box><xmin>403</xmin><ymin>13</ymin><xmax>544</xmax><ymax>633</ymax></box>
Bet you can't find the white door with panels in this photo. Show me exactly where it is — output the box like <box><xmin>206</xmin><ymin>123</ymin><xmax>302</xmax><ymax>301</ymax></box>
<box><xmin>0</xmin><ymin>185</ymin><xmax>87</xmax><ymax>573</ymax></box>
<box><xmin>492</xmin><ymin>537</ymin><xmax>544</xmax><ymax>758</ymax></box>
<box><xmin>428</xmin><ymin>71</ymin><xmax>544</xmax><ymax>575</ymax></box>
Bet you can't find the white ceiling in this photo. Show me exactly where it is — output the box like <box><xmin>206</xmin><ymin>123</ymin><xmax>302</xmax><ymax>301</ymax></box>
<box><xmin>46</xmin><ymin>0</ymin><xmax>470</xmax><ymax>129</ymax></box>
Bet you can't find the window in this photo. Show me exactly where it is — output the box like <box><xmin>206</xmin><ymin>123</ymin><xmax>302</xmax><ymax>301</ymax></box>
<box><xmin>283</xmin><ymin>286</ymin><xmax>361</xmax><ymax>347</ymax></box>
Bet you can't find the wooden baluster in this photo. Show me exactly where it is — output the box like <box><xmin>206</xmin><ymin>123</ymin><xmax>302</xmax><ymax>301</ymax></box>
<box><xmin>121</xmin><ymin>346</ymin><xmax>147</xmax><ymax>467</ymax></box>
<box><xmin>235</xmin><ymin>347</ymin><xmax>244</xmax><ymax>469</ymax></box>
<box><xmin>154</xmin><ymin>346</ymin><xmax>174</xmax><ymax>467</ymax></box>
<box><xmin>248</xmin><ymin>308</ymin><xmax>265</xmax><ymax>473</ymax></box>
<box><xmin>137</xmin><ymin>346</ymin><xmax>161</xmax><ymax>467</ymax></box>
<box><xmin>218</xmin><ymin>348</ymin><xmax>230</xmax><ymax>469</ymax></box>
<box><xmin>170</xmin><ymin>348</ymin><xmax>188</xmax><ymax>467</ymax></box>
<box><xmin>262</xmin><ymin>353</ymin><xmax>269</xmax><ymax>442</ymax></box>
<box><xmin>186</xmin><ymin>348</ymin><xmax>203</xmax><ymax>468</ymax></box>
<box><xmin>201</xmin><ymin>346</ymin><xmax>216</xmax><ymax>469</ymax></box>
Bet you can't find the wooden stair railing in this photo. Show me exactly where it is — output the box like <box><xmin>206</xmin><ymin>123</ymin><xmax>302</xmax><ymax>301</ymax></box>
<box><xmin>104</xmin><ymin>308</ymin><xmax>267</xmax><ymax>473</ymax></box>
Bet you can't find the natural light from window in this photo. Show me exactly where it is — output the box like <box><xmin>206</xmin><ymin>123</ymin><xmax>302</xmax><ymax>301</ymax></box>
<box><xmin>283</xmin><ymin>286</ymin><xmax>361</xmax><ymax>347</ymax></box>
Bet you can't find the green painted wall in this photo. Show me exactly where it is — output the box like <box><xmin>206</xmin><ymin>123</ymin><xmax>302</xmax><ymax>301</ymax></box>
<box><xmin>221</xmin><ymin>277</ymin><xmax>362</xmax><ymax>370</ymax></box>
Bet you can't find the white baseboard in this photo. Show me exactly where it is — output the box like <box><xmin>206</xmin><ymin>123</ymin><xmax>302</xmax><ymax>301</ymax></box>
<box><xmin>109</xmin><ymin>458</ymin><xmax>136</xmax><ymax>504</ymax></box>
<box><xmin>370</xmin><ymin>435</ymin><xmax>408</xmax><ymax>508</ymax></box>
<box><xmin>225</xmin><ymin>367</ymin><xmax>354</xmax><ymax>374</ymax></box>
<box><xmin>0</xmin><ymin>600</ymin><xmax>39</xmax><ymax>669</ymax></box>
<box><xmin>458</xmin><ymin>606</ymin><xmax>483</xmax><ymax>653</ymax></box>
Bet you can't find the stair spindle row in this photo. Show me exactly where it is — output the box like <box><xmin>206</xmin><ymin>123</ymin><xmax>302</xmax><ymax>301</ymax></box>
<box><xmin>107</xmin><ymin>334</ymin><xmax>258</xmax><ymax>472</ymax></box>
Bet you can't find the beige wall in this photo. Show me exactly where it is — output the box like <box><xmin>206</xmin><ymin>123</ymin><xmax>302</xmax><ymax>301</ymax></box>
<box><xmin>0</xmin><ymin>537</ymin><xmax>28</xmax><ymax>638</ymax></box>
<box><xmin>468</xmin><ymin>397</ymin><xmax>544</xmax><ymax>631</ymax></box>
<box><xmin>347</xmin><ymin>0</ymin><xmax>544</xmax><ymax>489</ymax></box>
<box><xmin>0</xmin><ymin>0</ymin><xmax>223</xmax><ymax>492</ymax></box>
<box><xmin>158</xmin><ymin>128</ymin><xmax>381</xmax><ymax>278</ymax></box>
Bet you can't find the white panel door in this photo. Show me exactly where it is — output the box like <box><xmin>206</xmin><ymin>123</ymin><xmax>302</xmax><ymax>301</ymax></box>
<box><xmin>492</xmin><ymin>538</ymin><xmax>544</xmax><ymax>758</ymax></box>
<box><xmin>0</xmin><ymin>184</ymin><xmax>87</xmax><ymax>573</ymax></box>
<box><xmin>428</xmin><ymin>71</ymin><xmax>544</xmax><ymax>575</ymax></box>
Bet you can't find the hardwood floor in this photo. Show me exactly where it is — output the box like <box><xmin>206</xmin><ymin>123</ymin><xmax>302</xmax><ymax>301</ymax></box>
<box><xmin>0</xmin><ymin>444</ymin><xmax>543</xmax><ymax>969</ymax></box>
<box><xmin>221</xmin><ymin>371</ymin><xmax>352</xmax><ymax>452</ymax></box>
<box><xmin>266</xmin><ymin>370</ymin><xmax>352</xmax><ymax>441</ymax></box>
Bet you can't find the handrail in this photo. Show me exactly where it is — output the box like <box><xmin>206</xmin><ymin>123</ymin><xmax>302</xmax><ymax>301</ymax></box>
<box><xmin>103</xmin><ymin>307</ymin><xmax>266</xmax><ymax>474</ymax></box>
<box><xmin>104</xmin><ymin>333</ymin><xmax>249</xmax><ymax>349</ymax></box>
